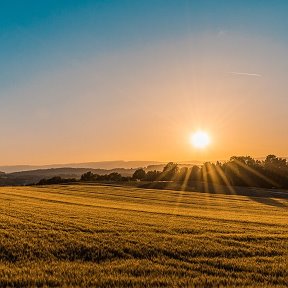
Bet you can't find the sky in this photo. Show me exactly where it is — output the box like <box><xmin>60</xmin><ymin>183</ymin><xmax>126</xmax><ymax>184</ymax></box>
<box><xmin>1</xmin><ymin>0</ymin><xmax>288</xmax><ymax>165</ymax></box>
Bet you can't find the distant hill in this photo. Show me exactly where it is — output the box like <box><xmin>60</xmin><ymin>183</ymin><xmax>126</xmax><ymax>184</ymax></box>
<box><xmin>0</xmin><ymin>161</ymin><xmax>162</xmax><ymax>173</ymax></box>
<box><xmin>0</xmin><ymin>161</ymin><xmax>205</xmax><ymax>186</ymax></box>
<box><xmin>0</xmin><ymin>167</ymin><xmax>137</xmax><ymax>186</ymax></box>
<box><xmin>0</xmin><ymin>160</ymin><xmax>224</xmax><ymax>186</ymax></box>
<box><xmin>0</xmin><ymin>160</ymin><xmax>213</xmax><ymax>174</ymax></box>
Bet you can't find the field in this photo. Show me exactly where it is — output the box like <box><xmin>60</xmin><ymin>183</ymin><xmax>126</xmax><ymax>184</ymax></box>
<box><xmin>0</xmin><ymin>184</ymin><xmax>287</xmax><ymax>287</ymax></box>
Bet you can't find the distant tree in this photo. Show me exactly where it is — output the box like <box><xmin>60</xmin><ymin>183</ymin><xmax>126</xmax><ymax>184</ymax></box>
<box><xmin>230</xmin><ymin>156</ymin><xmax>258</xmax><ymax>167</ymax></box>
<box><xmin>177</xmin><ymin>167</ymin><xmax>188</xmax><ymax>182</ymax></box>
<box><xmin>78</xmin><ymin>154</ymin><xmax>288</xmax><ymax>189</ymax></box>
<box><xmin>132</xmin><ymin>169</ymin><xmax>146</xmax><ymax>180</ymax></box>
<box><xmin>80</xmin><ymin>171</ymin><xmax>129</xmax><ymax>182</ymax></box>
<box><xmin>145</xmin><ymin>170</ymin><xmax>161</xmax><ymax>181</ymax></box>
<box><xmin>202</xmin><ymin>162</ymin><xmax>220</xmax><ymax>184</ymax></box>
<box><xmin>80</xmin><ymin>171</ymin><xmax>97</xmax><ymax>181</ymax></box>
<box><xmin>263</xmin><ymin>155</ymin><xmax>288</xmax><ymax>187</ymax></box>
<box><xmin>37</xmin><ymin>177</ymin><xmax>76</xmax><ymax>185</ymax></box>
<box><xmin>108</xmin><ymin>172</ymin><xmax>122</xmax><ymax>182</ymax></box>
<box><xmin>161</xmin><ymin>162</ymin><xmax>179</xmax><ymax>181</ymax></box>
<box><xmin>189</xmin><ymin>166</ymin><xmax>201</xmax><ymax>182</ymax></box>
<box><xmin>121</xmin><ymin>176</ymin><xmax>131</xmax><ymax>182</ymax></box>
<box><xmin>264</xmin><ymin>155</ymin><xmax>287</xmax><ymax>169</ymax></box>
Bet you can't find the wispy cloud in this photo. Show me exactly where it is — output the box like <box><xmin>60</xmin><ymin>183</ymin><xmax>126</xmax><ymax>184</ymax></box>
<box><xmin>229</xmin><ymin>72</ymin><xmax>262</xmax><ymax>77</ymax></box>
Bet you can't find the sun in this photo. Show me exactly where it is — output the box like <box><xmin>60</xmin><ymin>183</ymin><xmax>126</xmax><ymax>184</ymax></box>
<box><xmin>190</xmin><ymin>131</ymin><xmax>210</xmax><ymax>149</ymax></box>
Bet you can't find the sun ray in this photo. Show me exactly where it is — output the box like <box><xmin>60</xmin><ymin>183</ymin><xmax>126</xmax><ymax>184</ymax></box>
<box><xmin>233</xmin><ymin>159</ymin><xmax>279</xmax><ymax>188</ymax></box>
<box><xmin>215</xmin><ymin>164</ymin><xmax>236</xmax><ymax>195</ymax></box>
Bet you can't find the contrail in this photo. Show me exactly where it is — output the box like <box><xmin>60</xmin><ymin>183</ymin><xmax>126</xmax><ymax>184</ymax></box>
<box><xmin>229</xmin><ymin>72</ymin><xmax>262</xmax><ymax>77</ymax></box>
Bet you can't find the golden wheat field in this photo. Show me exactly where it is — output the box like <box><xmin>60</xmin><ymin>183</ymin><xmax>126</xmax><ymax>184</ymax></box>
<box><xmin>0</xmin><ymin>184</ymin><xmax>287</xmax><ymax>287</ymax></box>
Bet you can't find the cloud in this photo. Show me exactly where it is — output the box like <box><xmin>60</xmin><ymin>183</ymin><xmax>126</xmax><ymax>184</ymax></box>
<box><xmin>229</xmin><ymin>72</ymin><xmax>262</xmax><ymax>77</ymax></box>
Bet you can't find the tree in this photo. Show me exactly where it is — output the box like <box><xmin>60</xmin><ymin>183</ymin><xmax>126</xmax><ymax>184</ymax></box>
<box><xmin>177</xmin><ymin>167</ymin><xmax>188</xmax><ymax>182</ymax></box>
<box><xmin>264</xmin><ymin>155</ymin><xmax>287</xmax><ymax>169</ymax></box>
<box><xmin>108</xmin><ymin>172</ymin><xmax>122</xmax><ymax>182</ymax></box>
<box><xmin>80</xmin><ymin>171</ymin><xmax>97</xmax><ymax>181</ymax></box>
<box><xmin>264</xmin><ymin>155</ymin><xmax>288</xmax><ymax>187</ymax></box>
<box><xmin>145</xmin><ymin>170</ymin><xmax>161</xmax><ymax>181</ymax></box>
<box><xmin>162</xmin><ymin>162</ymin><xmax>179</xmax><ymax>181</ymax></box>
<box><xmin>189</xmin><ymin>166</ymin><xmax>201</xmax><ymax>181</ymax></box>
<box><xmin>132</xmin><ymin>169</ymin><xmax>146</xmax><ymax>180</ymax></box>
<box><xmin>37</xmin><ymin>177</ymin><xmax>76</xmax><ymax>185</ymax></box>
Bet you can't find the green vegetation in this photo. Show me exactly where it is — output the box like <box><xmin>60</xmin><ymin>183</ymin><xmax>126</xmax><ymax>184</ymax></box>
<box><xmin>80</xmin><ymin>155</ymin><xmax>288</xmax><ymax>190</ymax></box>
<box><xmin>1</xmin><ymin>155</ymin><xmax>287</xmax><ymax>189</ymax></box>
<box><xmin>0</xmin><ymin>184</ymin><xmax>287</xmax><ymax>287</ymax></box>
<box><xmin>80</xmin><ymin>171</ymin><xmax>130</xmax><ymax>182</ymax></box>
<box><xmin>0</xmin><ymin>167</ymin><xmax>134</xmax><ymax>186</ymax></box>
<box><xmin>37</xmin><ymin>176</ymin><xmax>77</xmax><ymax>185</ymax></box>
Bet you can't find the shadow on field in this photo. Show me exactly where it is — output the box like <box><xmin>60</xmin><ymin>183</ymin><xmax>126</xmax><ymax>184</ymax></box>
<box><xmin>246</xmin><ymin>195</ymin><xmax>288</xmax><ymax>208</ymax></box>
<box><xmin>139</xmin><ymin>181</ymin><xmax>288</xmax><ymax>208</ymax></box>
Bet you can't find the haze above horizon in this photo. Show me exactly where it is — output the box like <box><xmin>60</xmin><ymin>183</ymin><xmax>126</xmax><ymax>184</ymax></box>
<box><xmin>1</xmin><ymin>0</ymin><xmax>287</xmax><ymax>165</ymax></box>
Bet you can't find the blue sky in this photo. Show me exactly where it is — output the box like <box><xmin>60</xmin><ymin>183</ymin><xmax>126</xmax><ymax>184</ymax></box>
<box><xmin>1</xmin><ymin>1</ymin><xmax>288</xmax><ymax>164</ymax></box>
<box><xmin>1</xmin><ymin>0</ymin><xmax>287</xmax><ymax>87</ymax></box>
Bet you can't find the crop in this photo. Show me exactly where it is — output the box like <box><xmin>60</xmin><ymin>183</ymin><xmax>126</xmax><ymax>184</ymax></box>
<box><xmin>0</xmin><ymin>184</ymin><xmax>287</xmax><ymax>287</ymax></box>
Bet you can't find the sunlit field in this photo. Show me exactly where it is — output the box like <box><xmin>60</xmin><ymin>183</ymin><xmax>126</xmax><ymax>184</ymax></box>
<box><xmin>0</xmin><ymin>184</ymin><xmax>287</xmax><ymax>287</ymax></box>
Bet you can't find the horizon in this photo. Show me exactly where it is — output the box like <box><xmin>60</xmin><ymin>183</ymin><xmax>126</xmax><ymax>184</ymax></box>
<box><xmin>1</xmin><ymin>154</ymin><xmax>288</xmax><ymax>169</ymax></box>
<box><xmin>1</xmin><ymin>1</ymin><xmax>288</xmax><ymax>164</ymax></box>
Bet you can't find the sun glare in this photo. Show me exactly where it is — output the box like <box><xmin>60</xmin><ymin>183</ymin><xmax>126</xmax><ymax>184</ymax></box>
<box><xmin>190</xmin><ymin>131</ymin><xmax>210</xmax><ymax>149</ymax></box>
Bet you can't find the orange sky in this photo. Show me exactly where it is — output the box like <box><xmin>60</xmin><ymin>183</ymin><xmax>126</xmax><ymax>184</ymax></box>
<box><xmin>2</xmin><ymin>34</ymin><xmax>287</xmax><ymax>165</ymax></box>
<box><xmin>1</xmin><ymin>2</ymin><xmax>287</xmax><ymax>165</ymax></box>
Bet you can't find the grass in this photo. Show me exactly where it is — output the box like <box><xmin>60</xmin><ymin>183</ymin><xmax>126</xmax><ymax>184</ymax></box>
<box><xmin>0</xmin><ymin>184</ymin><xmax>287</xmax><ymax>287</ymax></box>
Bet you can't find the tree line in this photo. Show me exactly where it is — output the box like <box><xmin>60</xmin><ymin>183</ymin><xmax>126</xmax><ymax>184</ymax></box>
<box><xmin>132</xmin><ymin>155</ymin><xmax>288</xmax><ymax>189</ymax></box>
<box><xmin>36</xmin><ymin>155</ymin><xmax>288</xmax><ymax>189</ymax></box>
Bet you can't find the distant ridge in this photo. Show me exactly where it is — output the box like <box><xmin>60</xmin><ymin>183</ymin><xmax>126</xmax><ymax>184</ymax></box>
<box><xmin>1</xmin><ymin>157</ymin><xmax>286</xmax><ymax>174</ymax></box>
<box><xmin>0</xmin><ymin>161</ymin><xmax>162</xmax><ymax>173</ymax></box>
<box><xmin>0</xmin><ymin>167</ymin><xmax>137</xmax><ymax>186</ymax></box>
